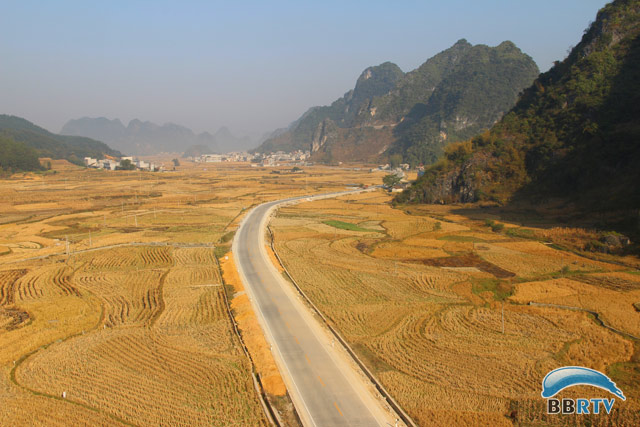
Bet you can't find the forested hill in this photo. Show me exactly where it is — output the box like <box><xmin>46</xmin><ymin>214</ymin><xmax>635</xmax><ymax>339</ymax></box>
<box><xmin>0</xmin><ymin>115</ymin><xmax>121</xmax><ymax>169</ymax></box>
<box><xmin>397</xmin><ymin>0</ymin><xmax>640</xmax><ymax>214</ymax></box>
<box><xmin>256</xmin><ymin>40</ymin><xmax>538</xmax><ymax>164</ymax></box>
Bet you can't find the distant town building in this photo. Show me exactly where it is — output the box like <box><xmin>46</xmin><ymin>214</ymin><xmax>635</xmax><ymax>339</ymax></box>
<box><xmin>83</xmin><ymin>156</ymin><xmax>160</xmax><ymax>171</ymax></box>
<box><xmin>135</xmin><ymin>159</ymin><xmax>148</xmax><ymax>169</ymax></box>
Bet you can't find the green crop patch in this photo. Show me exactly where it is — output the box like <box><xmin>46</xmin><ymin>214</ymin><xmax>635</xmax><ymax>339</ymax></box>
<box><xmin>323</xmin><ymin>220</ymin><xmax>381</xmax><ymax>233</ymax></box>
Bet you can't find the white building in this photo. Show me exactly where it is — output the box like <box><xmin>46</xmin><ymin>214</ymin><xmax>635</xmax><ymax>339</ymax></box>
<box><xmin>135</xmin><ymin>159</ymin><xmax>149</xmax><ymax>169</ymax></box>
<box><xmin>198</xmin><ymin>154</ymin><xmax>224</xmax><ymax>163</ymax></box>
<box><xmin>99</xmin><ymin>159</ymin><xmax>118</xmax><ymax>170</ymax></box>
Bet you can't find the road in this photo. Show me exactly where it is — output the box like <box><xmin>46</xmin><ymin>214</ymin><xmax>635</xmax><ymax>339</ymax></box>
<box><xmin>233</xmin><ymin>191</ymin><xmax>395</xmax><ymax>427</ymax></box>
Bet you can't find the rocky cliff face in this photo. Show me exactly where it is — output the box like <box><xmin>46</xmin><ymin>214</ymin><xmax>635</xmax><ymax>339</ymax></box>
<box><xmin>310</xmin><ymin>119</ymin><xmax>338</xmax><ymax>153</ymax></box>
<box><xmin>257</xmin><ymin>61</ymin><xmax>404</xmax><ymax>157</ymax></box>
<box><xmin>256</xmin><ymin>40</ymin><xmax>538</xmax><ymax>165</ymax></box>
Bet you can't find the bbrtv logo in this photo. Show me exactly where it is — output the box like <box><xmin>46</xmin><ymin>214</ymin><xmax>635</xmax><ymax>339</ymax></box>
<box><xmin>542</xmin><ymin>366</ymin><xmax>626</xmax><ymax>414</ymax></box>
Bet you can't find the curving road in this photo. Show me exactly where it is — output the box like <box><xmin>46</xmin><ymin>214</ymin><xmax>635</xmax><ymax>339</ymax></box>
<box><xmin>233</xmin><ymin>191</ymin><xmax>394</xmax><ymax>427</ymax></box>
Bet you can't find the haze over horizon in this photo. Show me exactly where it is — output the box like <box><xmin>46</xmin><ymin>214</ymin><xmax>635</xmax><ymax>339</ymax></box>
<box><xmin>1</xmin><ymin>0</ymin><xmax>609</xmax><ymax>142</ymax></box>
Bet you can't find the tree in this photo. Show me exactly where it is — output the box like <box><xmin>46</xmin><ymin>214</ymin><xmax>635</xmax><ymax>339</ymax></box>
<box><xmin>389</xmin><ymin>153</ymin><xmax>403</xmax><ymax>169</ymax></box>
<box><xmin>172</xmin><ymin>158</ymin><xmax>180</xmax><ymax>167</ymax></box>
<box><xmin>383</xmin><ymin>174</ymin><xmax>401</xmax><ymax>188</ymax></box>
<box><xmin>116</xmin><ymin>159</ymin><xmax>136</xmax><ymax>170</ymax></box>
<box><xmin>0</xmin><ymin>136</ymin><xmax>43</xmax><ymax>172</ymax></box>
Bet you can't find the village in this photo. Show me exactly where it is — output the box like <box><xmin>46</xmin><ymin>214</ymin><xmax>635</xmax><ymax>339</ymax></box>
<box><xmin>188</xmin><ymin>150</ymin><xmax>311</xmax><ymax>167</ymax></box>
<box><xmin>83</xmin><ymin>149</ymin><xmax>418</xmax><ymax>193</ymax></box>
<box><xmin>83</xmin><ymin>156</ymin><xmax>163</xmax><ymax>171</ymax></box>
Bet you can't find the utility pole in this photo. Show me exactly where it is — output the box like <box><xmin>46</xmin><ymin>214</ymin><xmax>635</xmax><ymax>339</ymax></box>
<box><xmin>65</xmin><ymin>236</ymin><xmax>70</xmax><ymax>260</ymax></box>
<box><xmin>135</xmin><ymin>215</ymin><xmax>138</xmax><ymax>227</ymax></box>
<box><xmin>89</xmin><ymin>231</ymin><xmax>92</xmax><ymax>247</ymax></box>
<box><xmin>501</xmin><ymin>301</ymin><xmax>505</xmax><ymax>334</ymax></box>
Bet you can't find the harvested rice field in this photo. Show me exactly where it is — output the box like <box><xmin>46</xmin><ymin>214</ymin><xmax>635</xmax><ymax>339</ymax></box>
<box><xmin>271</xmin><ymin>190</ymin><xmax>640</xmax><ymax>426</ymax></box>
<box><xmin>0</xmin><ymin>160</ymin><xmax>382</xmax><ymax>425</ymax></box>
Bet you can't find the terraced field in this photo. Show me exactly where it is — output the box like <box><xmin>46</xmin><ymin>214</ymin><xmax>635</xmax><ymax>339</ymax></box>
<box><xmin>272</xmin><ymin>190</ymin><xmax>640</xmax><ymax>426</ymax></box>
<box><xmin>0</xmin><ymin>245</ymin><xmax>266</xmax><ymax>426</ymax></box>
<box><xmin>0</xmin><ymin>161</ymin><xmax>384</xmax><ymax>425</ymax></box>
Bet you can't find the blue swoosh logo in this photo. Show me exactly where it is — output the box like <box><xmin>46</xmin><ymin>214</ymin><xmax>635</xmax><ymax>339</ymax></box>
<box><xmin>541</xmin><ymin>366</ymin><xmax>625</xmax><ymax>400</ymax></box>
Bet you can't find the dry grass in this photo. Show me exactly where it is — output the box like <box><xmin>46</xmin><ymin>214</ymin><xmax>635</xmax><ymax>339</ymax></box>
<box><xmin>0</xmin><ymin>162</ymin><xmax>382</xmax><ymax>424</ymax></box>
<box><xmin>510</xmin><ymin>277</ymin><xmax>640</xmax><ymax>337</ymax></box>
<box><xmin>3</xmin><ymin>161</ymin><xmax>637</xmax><ymax>425</ymax></box>
<box><xmin>537</xmin><ymin>226</ymin><xmax>599</xmax><ymax>243</ymax></box>
<box><xmin>371</xmin><ymin>241</ymin><xmax>449</xmax><ymax>259</ymax></box>
<box><xmin>477</xmin><ymin>241</ymin><xmax>616</xmax><ymax>278</ymax></box>
<box><xmin>2</xmin><ymin>245</ymin><xmax>267</xmax><ymax>426</ymax></box>
<box><xmin>220</xmin><ymin>252</ymin><xmax>287</xmax><ymax>396</ymax></box>
<box><xmin>265</xmin><ymin>244</ymin><xmax>285</xmax><ymax>273</ymax></box>
<box><xmin>272</xmin><ymin>190</ymin><xmax>640</xmax><ymax>425</ymax></box>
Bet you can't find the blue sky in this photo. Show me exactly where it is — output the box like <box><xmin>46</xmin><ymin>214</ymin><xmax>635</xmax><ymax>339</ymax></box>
<box><xmin>0</xmin><ymin>0</ymin><xmax>610</xmax><ymax>139</ymax></box>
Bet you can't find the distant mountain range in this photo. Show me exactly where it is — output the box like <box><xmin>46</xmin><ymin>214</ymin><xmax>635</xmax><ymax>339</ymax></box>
<box><xmin>398</xmin><ymin>0</ymin><xmax>640</xmax><ymax>214</ymax></box>
<box><xmin>256</xmin><ymin>39</ymin><xmax>539</xmax><ymax>165</ymax></box>
<box><xmin>0</xmin><ymin>115</ymin><xmax>121</xmax><ymax>170</ymax></box>
<box><xmin>60</xmin><ymin>118</ymin><xmax>253</xmax><ymax>155</ymax></box>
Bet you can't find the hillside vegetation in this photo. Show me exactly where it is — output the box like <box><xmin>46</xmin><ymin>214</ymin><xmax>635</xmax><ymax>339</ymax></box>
<box><xmin>257</xmin><ymin>40</ymin><xmax>538</xmax><ymax>165</ymax></box>
<box><xmin>398</xmin><ymin>0</ymin><xmax>640</xmax><ymax>216</ymax></box>
<box><xmin>0</xmin><ymin>115</ymin><xmax>121</xmax><ymax>167</ymax></box>
<box><xmin>0</xmin><ymin>136</ymin><xmax>44</xmax><ymax>172</ymax></box>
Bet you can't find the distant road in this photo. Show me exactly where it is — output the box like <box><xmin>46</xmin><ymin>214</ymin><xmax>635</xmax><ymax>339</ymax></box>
<box><xmin>233</xmin><ymin>190</ymin><xmax>394</xmax><ymax>427</ymax></box>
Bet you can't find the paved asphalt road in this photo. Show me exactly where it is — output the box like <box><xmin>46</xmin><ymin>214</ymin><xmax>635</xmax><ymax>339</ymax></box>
<box><xmin>233</xmin><ymin>192</ymin><xmax>392</xmax><ymax>427</ymax></box>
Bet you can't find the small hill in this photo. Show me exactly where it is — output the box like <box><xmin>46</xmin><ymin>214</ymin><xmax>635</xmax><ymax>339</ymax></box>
<box><xmin>0</xmin><ymin>115</ymin><xmax>121</xmax><ymax>167</ymax></box>
<box><xmin>211</xmin><ymin>127</ymin><xmax>252</xmax><ymax>153</ymax></box>
<box><xmin>182</xmin><ymin>144</ymin><xmax>214</xmax><ymax>158</ymax></box>
<box><xmin>256</xmin><ymin>41</ymin><xmax>538</xmax><ymax>164</ymax></box>
<box><xmin>398</xmin><ymin>0</ymin><xmax>640</xmax><ymax>216</ymax></box>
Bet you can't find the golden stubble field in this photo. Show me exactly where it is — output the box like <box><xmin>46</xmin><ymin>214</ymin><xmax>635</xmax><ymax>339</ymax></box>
<box><xmin>0</xmin><ymin>159</ymin><xmax>383</xmax><ymax>425</ymax></box>
<box><xmin>271</xmin><ymin>191</ymin><xmax>640</xmax><ymax>426</ymax></box>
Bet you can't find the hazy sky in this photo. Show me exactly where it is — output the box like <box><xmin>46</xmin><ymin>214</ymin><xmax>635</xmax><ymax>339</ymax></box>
<box><xmin>1</xmin><ymin>0</ymin><xmax>609</xmax><ymax>140</ymax></box>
